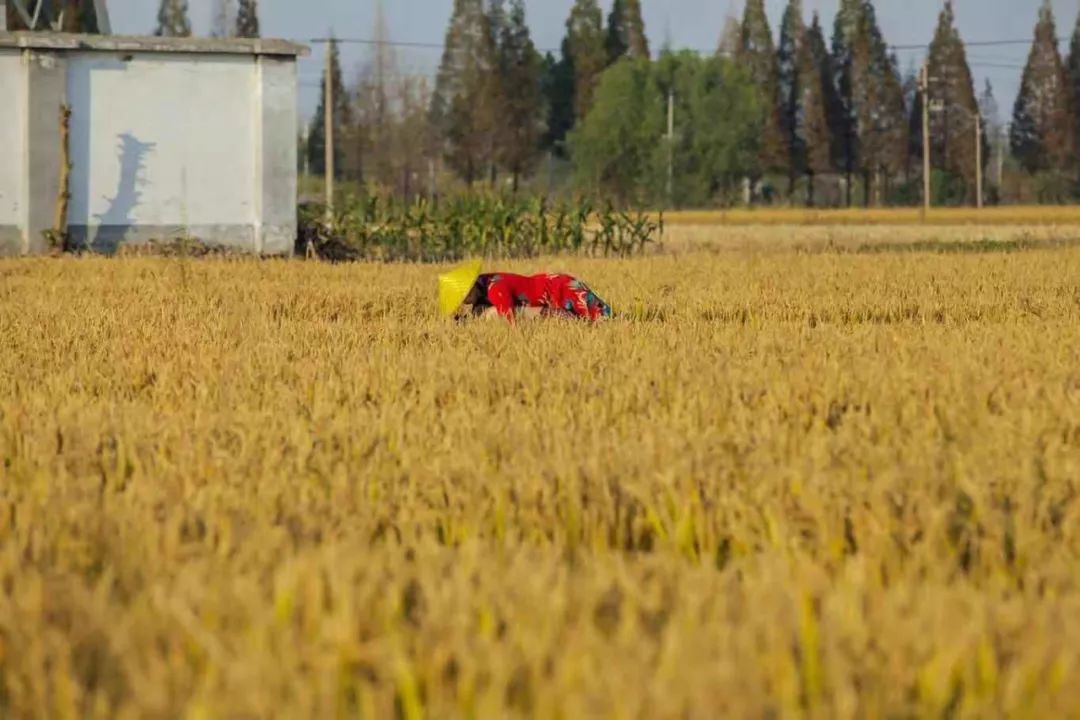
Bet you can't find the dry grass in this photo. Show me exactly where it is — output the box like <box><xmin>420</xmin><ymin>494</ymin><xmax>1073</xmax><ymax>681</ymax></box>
<box><xmin>663</xmin><ymin>205</ymin><xmax>1080</xmax><ymax>226</ymax></box>
<box><xmin>3</xmin><ymin>232</ymin><xmax>1080</xmax><ymax>718</ymax></box>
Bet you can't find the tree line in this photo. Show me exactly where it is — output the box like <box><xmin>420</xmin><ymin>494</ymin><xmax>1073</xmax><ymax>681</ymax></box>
<box><xmin>5</xmin><ymin>0</ymin><xmax>262</xmax><ymax>38</ymax></box>
<box><xmin>308</xmin><ymin>0</ymin><xmax>1080</xmax><ymax>208</ymax></box>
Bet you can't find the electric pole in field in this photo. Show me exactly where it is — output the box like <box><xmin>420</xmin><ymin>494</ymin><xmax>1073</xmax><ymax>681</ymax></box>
<box><xmin>975</xmin><ymin>112</ymin><xmax>983</xmax><ymax>209</ymax></box>
<box><xmin>324</xmin><ymin>42</ymin><xmax>335</xmax><ymax>217</ymax></box>
<box><xmin>921</xmin><ymin>63</ymin><xmax>931</xmax><ymax>218</ymax></box>
<box><xmin>666</xmin><ymin>89</ymin><xmax>674</xmax><ymax>206</ymax></box>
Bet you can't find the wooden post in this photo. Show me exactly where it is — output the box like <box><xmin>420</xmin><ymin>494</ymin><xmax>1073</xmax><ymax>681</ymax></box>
<box><xmin>324</xmin><ymin>40</ymin><xmax>335</xmax><ymax>217</ymax></box>
<box><xmin>975</xmin><ymin>112</ymin><xmax>983</xmax><ymax>209</ymax></box>
<box><xmin>52</xmin><ymin>104</ymin><xmax>72</xmax><ymax>253</ymax></box>
<box><xmin>921</xmin><ymin>63</ymin><xmax>931</xmax><ymax>219</ymax></box>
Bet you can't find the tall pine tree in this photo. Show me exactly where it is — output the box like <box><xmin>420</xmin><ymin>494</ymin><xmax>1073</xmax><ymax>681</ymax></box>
<box><xmin>807</xmin><ymin>12</ymin><xmax>844</xmax><ymax>181</ymax></box>
<box><xmin>565</xmin><ymin>0</ymin><xmax>607</xmax><ymax>121</ymax></box>
<box><xmin>306</xmin><ymin>38</ymin><xmax>351</xmax><ymax>179</ymax></box>
<box><xmin>235</xmin><ymin>0</ymin><xmax>259</xmax><ymax>38</ymax></box>
<box><xmin>926</xmin><ymin>0</ymin><xmax>981</xmax><ymax>201</ymax></box>
<box><xmin>777</xmin><ymin>0</ymin><xmax>802</xmax><ymax>192</ymax></box>
<box><xmin>718</xmin><ymin>12</ymin><xmax>741</xmax><ymax>57</ymax></box>
<box><xmin>1068</xmin><ymin>9</ymin><xmax>1080</xmax><ymax>157</ymax></box>
<box><xmin>796</xmin><ymin>12</ymin><xmax>831</xmax><ymax>205</ymax></box>
<box><xmin>431</xmin><ymin>0</ymin><xmax>501</xmax><ymax>184</ymax></box>
<box><xmin>856</xmin><ymin>2</ymin><xmax>907</xmax><ymax>204</ymax></box>
<box><xmin>737</xmin><ymin>0</ymin><xmax>788</xmax><ymax>180</ymax></box>
<box><xmin>497</xmin><ymin>0</ymin><xmax>544</xmax><ymax>190</ymax></box>
<box><xmin>540</xmin><ymin>45</ymin><xmax>575</xmax><ymax>156</ymax></box>
<box><xmin>212</xmin><ymin>0</ymin><xmax>234</xmax><ymax>38</ymax></box>
<box><xmin>831</xmin><ymin>0</ymin><xmax>861</xmax><ymax>202</ymax></box>
<box><xmin>1012</xmin><ymin>1</ymin><xmax>1075</xmax><ymax>174</ymax></box>
<box><xmin>606</xmin><ymin>0</ymin><xmax>650</xmax><ymax>64</ymax></box>
<box><xmin>155</xmin><ymin>0</ymin><xmax>191</xmax><ymax>37</ymax></box>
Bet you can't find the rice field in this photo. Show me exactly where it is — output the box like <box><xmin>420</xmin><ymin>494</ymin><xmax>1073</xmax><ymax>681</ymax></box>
<box><xmin>2</xmin><ymin>224</ymin><xmax>1080</xmax><ymax>718</ymax></box>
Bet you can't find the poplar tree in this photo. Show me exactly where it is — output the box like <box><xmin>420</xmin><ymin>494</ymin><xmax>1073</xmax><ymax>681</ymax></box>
<box><xmin>1012</xmin><ymin>1</ymin><xmax>1075</xmax><ymax>173</ymax></box>
<box><xmin>155</xmin><ymin>0</ymin><xmax>191</xmax><ymax>37</ymax></box>
<box><xmin>565</xmin><ymin>0</ymin><xmax>607</xmax><ymax>121</ymax></box>
<box><xmin>737</xmin><ymin>0</ymin><xmax>787</xmax><ymax>179</ymax></box>
<box><xmin>926</xmin><ymin>0</ymin><xmax>981</xmax><ymax>201</ymax></box>
<box><xmin>606</xmin><ymin>0</ymin><xmax>650</xmax><ymax>63</ymax></box>
<box><xmin>497</xmin><ymin>0</ymin><xmax>544</xmax><ymax>190</ymax></box>
<box><xmin>235</xmin><ymin>0</ymin><xmax>259</xmax><ymax>38</ymax></box>
<box><xmin>431</xmin><ymin>0</ymin><xmax>501</xmax><ymax>183</ymax></box>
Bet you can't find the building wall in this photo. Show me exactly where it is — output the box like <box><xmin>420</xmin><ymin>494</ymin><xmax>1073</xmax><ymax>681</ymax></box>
<box><xmin>0</xmin><ymin>50</ymin><xmax>23</xmax><ymax>254</ymax></box>
<box><xmin>0</xmin><ymin>40</ymin><xmax>300</xmax><ymax>256</ymax></box>
<box><xmin>66</xmin><ymin>53</ymin><xmax>258</xmax><ymax>252</ymax></box>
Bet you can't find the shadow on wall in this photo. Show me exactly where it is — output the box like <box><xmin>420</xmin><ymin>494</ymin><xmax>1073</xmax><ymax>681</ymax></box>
<box><xmin>88</xmin><ymin>132</ymin><xmax>157</xmax><ymax>253</ymax></box>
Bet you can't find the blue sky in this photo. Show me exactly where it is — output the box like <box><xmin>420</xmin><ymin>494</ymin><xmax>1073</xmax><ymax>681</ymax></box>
<box><xmin>106</xmin><ymin>1</ymin><xmax>1077</xmax><ymax>123</ymax></box>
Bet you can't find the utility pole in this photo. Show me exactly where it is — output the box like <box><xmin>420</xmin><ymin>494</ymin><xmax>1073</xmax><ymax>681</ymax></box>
<box><xmin>974</xmin><ymin>112</ymin><xmax>983</xmax><ymax>209</ymax></box>
<box><xmin>324</xmin><ymin>41</ymin><xmax>335</xmax><ymax>217</ymax></box>
<box><xmin>921</xmin><ymin>63</ymin><xmax>931</xmax><ymax>218</ymax></box>
<box><xmin>997</xmin><ymin>125</ymin><xmax>1006</xmax><ymax>191</ymax></box>
<box><xmin>666</xmin><ymin>89</ymin><xmax>674</xmax><ymax>206</ymax></box>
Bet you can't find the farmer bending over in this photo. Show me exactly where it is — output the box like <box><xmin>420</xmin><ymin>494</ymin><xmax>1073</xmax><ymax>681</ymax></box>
<box><xmin>439</xmin><ymin>260</ymin><xmax>612</xmax><ymax>321</ymax></box>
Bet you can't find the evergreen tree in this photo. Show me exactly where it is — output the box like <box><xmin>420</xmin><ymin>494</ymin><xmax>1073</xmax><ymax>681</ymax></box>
<box><xmin>1068</xmin><ymin>9</ymin><xmax>1080</xmax><ymax>155</ymax></box>
<box><xmin>497</xmin><ymin>0</ymin><xmax>544</xmax><ymax>190</ymax></box>
<box><xmin>353</xmin><ymin>0</ymin><xmax>397</xmax><ymax>187</ymax></box>
<box><xmin>307</xmin><ymin>38</ymin><xmax>351</xmax><ymax>179</ymax></box>
<box><xmin>979</xmin><ymin>79</ymin><xmax>1003</xmax><ymax>191</ymax></box>
<box><xmin>979</xmin><ymin>79</ymin><xmax>1001</xmax><ymax>142</ymax></box>
<box><xmin>1011</xmin><ymin>1</ymin><xmax>1075</xmax><ymax>173</ymax></box>
<box><xmin>606</xmin><ymin>0</ymin><xmax>650</xmax><ymax>64</ymax></box>
<box><xmin>777</xmin><ymin>0</ymin><xmax>802</xmax><ymax>188</ymax></box>
<box><xmin>235</xmin><ymin>0</ymin><xmax>259</xmax><ymax>38</ymax></box>
<box><xmin>431</xmin><ymin>0</ymin><xmax>501</xmax><ymax>184</ymax></box>
<box><xmin>831</xmin><ymin>0</ymin><xmax>861</xmax><ymax>200</ymax></box>
<box><xmin>737</xmin><ymin>0</ymin><xmax>788</xmax><ymax>179</ymax></box>
<box><xmin>807</xmin><ymin>13</ymin><xmax>843</xmax><ymax>177</ymax></box>
<box><xmin>718</xmin><ymin>13</ymin><xmax>741</xmax><ymax>57</ymax></box>
<box><xmin>926</xmin><ymin>0</ymin><xmax>981</xmax><ymax>200</ymax></box>
<box><xmin>795</xmin><ymin>13</ymin><xmax>831</xmax><ymax>205</ymax></box>
<box><xmin>830</xmin><ymin>0</ymin><xmax>905</xmax><ymax>206</ymax></box>
<box><xmin>212</xmin><ymin>0</ymin><xmax>235</xmax><ymax>38</ymax></box>
<box><xmin>857</xmin><ymin>3</ymin><xmax>908</xmax><ymax>204</ymax></box>
<box><xmin>155</xmin><ymin>0</ymin><xmax>191</xmax><ymax>37</ymax></box>
<box><xmin>566</xmin><ymin>0</ymin><xmax>607</xmax><ymax>121</ymax></box>
<box><xmin>540</xmin><ymin>45</ymin><xmax>576</xmax><ymax>156</ymax></box>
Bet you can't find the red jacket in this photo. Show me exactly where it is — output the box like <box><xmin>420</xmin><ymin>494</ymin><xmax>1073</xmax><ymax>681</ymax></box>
<box><xmin>478</xmin><ymin>273</ymin><xmax>612</xmax><ymax>321</ymax></box>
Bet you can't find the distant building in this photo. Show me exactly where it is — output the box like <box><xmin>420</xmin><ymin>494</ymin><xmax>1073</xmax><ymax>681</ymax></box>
<box><xmin>0</xmin><ymin>32</ymin><xmax>307</xmax><ymax>256</ymax></box>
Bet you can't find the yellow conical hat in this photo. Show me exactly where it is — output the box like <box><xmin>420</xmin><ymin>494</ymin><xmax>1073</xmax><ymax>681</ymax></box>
<box><xmin>438</xmin><ymin>259</ymin><xmax>483</xmax><ymax>316</ymax></box>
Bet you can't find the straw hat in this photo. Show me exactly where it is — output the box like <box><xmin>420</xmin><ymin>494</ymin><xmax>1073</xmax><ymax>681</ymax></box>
<box><xmin>438</xmin><ymin>259</ymin><xmax>483</xmax><ymax>316</ymax></box>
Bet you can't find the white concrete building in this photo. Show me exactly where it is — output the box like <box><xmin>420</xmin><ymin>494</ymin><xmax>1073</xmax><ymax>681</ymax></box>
<box><xmin>0</xmin><ymin>32</ymin><xmax>307</xmax><ymax>256</ymax></box>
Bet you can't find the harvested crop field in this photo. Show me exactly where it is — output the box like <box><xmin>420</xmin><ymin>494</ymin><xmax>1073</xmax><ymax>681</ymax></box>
<box><xmin>2</xmin><ymin>228</ymin><xmax>1080</xmax><ymax>718</ymax></box>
